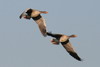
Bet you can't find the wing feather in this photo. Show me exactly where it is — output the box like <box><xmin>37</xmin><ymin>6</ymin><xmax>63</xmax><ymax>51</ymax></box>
<box><xmin>62</xmin><ymin>42</ymin><xmax>82</xmax><ymax>61</ymax></box>
<box><xmin>35</xmin><ymin>17</ymin><xmax>47</xmax><ymax>37</ymax></box>
<box><xmin>19</xmin><ymin>12</ymin><xmax>24</xmax><ymax>19</ymax></box>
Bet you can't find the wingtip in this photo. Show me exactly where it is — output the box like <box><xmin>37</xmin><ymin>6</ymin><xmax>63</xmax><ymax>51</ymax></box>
<box><xmin>19</xmin><ymin>16</ymin><xmax>22</xmax><ymax>19</ymax></box>
<box><xmin>79</xmin><ymin>58</ymin><xmax>84</xmax><ymax>62</ymax></box>
<box><xmin>19</xmin><ymin>13</ymin><xmax>23</xmax><ymax>19</ymax></box>
<box><xmin>68</xmin><ymin>52</ymin><xmax>82</xmax><ymax>61</ymax></box>
<box><xmin>42</xmin><ymin>33</ymin><xmax>47</xmax><ymax>37</ymax></box>
<box><xmin>43</xmin><ymin>35</ymin><xmax>47</xmax><ymax>37</ymax></box>
<box><xmin>77</xmin><ymin>58</ymin><xmax>83</xmax><ymax>61</ymax></box>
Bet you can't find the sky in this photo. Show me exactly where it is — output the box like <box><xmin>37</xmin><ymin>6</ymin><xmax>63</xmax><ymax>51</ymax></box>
<box><xmin>0</xmin><ymin>0</ymin><xmax>100</xmax><ymax>67</ymax></box>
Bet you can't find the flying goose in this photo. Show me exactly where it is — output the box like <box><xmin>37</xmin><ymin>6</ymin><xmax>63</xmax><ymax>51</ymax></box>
<box><xmin>47</xmin><ymin>32</ymin><xmax>82</xmax><ymax>61</ymax></box>
<box><xmin>20</xmin><ymin>8</ymin><xmax>48</xmax><ymax>37</ymax></box>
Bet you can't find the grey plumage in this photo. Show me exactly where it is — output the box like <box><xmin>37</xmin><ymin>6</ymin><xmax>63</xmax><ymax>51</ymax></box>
<box><xmin>62</xmin><ymin>41</ymin><xmax>82</xmax><ymax>61</ymax></box>
<box><xmin>47</xmin><ymin>32</ymin><xmax>82</xmax><ymax>61</ymax></box>
<box><xmin>19</xmin><ymin>8</ymin><xmax>48</xmax><ymax>37</ymax></box>
<box><xmin>35</xmin><ymin>17</ymin><xmax>47</xmax><ymax>36</ymax></box>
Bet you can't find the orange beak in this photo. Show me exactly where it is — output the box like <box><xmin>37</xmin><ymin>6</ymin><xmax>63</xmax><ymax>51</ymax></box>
<box><xmin>44</xmin><ymin>11</ymin><xmax>48</xmax><ymax>14</ymax></box>
<box><xmin>40</xmin><ymin>11</ymin><xmax>48</xmax><ymax>14</ymax></box>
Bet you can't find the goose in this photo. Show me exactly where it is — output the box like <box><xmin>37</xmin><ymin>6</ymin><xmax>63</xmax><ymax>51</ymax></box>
<box><xmin>47</xmin><ymin>32</ymin><xmax>82</xmax><ymax>61</ymax></box>
<box><xmin>19</xmin><ymin>8</ymin><xmax>48</xmax><ymax>37</ymax></box>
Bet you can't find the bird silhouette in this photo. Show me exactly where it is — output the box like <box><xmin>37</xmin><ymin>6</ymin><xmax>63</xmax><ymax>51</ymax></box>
<box><xmin>20</xmin><ymin>8</ymin><xmax>48</xmax><ymax>37</ymax></box>
<box><xmin>47</xmin><ymin>32</ymin><xmax>82</xmax><ymax>61</ymax></box>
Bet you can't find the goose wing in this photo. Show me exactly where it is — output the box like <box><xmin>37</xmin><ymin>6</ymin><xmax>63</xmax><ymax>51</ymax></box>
<box><xmin>35</xmin><ymin>17</ymin><xmax>47</xmax><ymax>37</ymax></box>
<box><xmin>61</xmin><ymin>41</ymin><xmax>82</xmax><ymax>61</ymax></box>
<box><xmin>19</xmin><ymin>11</ymin><xmax>31</xmax><ymax>19</ymax></box>
<box><xmin>19</xmin><ymin>12</ymin><xmax>25</xmax><ymax>19</ymax></box>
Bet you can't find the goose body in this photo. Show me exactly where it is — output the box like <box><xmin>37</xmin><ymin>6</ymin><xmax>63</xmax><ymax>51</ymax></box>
<box><xmin>20</xmin><ymin>8</ymin><xmax>48</xmax><ymax>37</ymax></box>
<box><xmin>47</xmin><ymin>32</ymin><xmax>82</xmax><ymax>61</ymax></box>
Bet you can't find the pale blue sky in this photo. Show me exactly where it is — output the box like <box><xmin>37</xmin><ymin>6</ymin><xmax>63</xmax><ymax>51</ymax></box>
<box><xmin>0</xmin><ymin>0</ymin><xmax>100</xmax><ymax>67</ymax></box>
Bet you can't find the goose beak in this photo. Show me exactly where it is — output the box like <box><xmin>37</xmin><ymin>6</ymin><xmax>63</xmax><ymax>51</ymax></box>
<box><xmin>69</xmin><ymin>35</ymin><xmax>77</xmax><ymax>38</ymax></box>
<box><xmin>40</xmin><ymin>11</ymin><xmax>48</xmax><ymax>14</ymax></box>
<box><xmin>44</xmin><ymin>11</ymin><xmax>48</xmax><ymax>14</ymax></box>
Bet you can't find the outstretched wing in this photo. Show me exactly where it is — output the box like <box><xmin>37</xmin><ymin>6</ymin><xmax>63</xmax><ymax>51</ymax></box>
<box><xmin>35</xmin><ymin>17</ymin><xmax>47</xmax><ymax>37</ymax></box>
<box><xmin>19</xmin><ymin>11</ymin><xmax>31</xmax><ymax>19</ymax></box>
<box><xmin>19</xmin><ymin>11</ymin><xmax>25</xmax><ymax>19</ymax></box>
<box><xmin>61</xmin><ymin>41</ymin><xmax>82</xmax><ymax>61</ymax></box>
